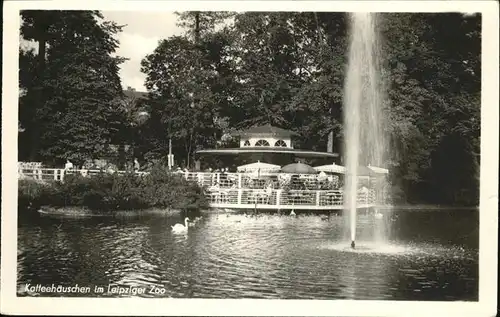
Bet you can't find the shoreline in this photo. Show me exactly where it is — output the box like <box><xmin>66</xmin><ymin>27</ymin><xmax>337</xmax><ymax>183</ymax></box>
<box><xmin>37</xmin><ymin>206</ymin><xmax>185</xmax><ymax>218</ymax></box>
<box><xmin>377</xmin><ymin>204</ymin><xmax>478</xmax><ymax>211</ymax></box>
<box><xmin>34</xmin><ymin>204</ymin><xmax>478</xmax><ymax>218</ymax></box>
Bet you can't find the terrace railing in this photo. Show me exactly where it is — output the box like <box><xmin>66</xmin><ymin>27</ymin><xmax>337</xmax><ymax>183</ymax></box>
<box><xmin>17</xmin><ymin>168</ymin><xmax>377</xmax><ymax>208</ymax></box>
<box><xmin>204</xmin><ymin>188</ymin><xmax>374</xmax><ymax>209</ymax></box>
<box><xmin>18</xmin><ymin>167</ymin><xmax>148</xmax><ymax>182</ymax></box>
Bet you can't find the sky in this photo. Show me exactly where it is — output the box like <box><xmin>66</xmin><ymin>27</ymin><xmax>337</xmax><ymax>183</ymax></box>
<box><xmin>102</xmin><ymin>11</ymin><xmax>185</xmax><ymax>91</ymax></box>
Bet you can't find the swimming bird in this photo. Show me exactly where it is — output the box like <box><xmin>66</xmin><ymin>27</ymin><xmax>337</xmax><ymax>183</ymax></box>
<box><xmin>171</xmin><ymin>217</ymin><xmax>190</xmax><ymax>233</ymax></box>
<box><xmin>374</xmin><ymin>211</ymin><xmax>383</xmax><ymax>219</ymax></box>
<box><xmin>290</xmin><ymin>210</ymin><xmax>296</xmax><ymax>217</ymax></box>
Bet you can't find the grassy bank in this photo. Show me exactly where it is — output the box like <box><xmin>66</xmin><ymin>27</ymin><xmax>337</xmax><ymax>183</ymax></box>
<box><xmin>18</xmin><ymin>166</ymin><xmax>208</xmax><ymax>215</ymax></box>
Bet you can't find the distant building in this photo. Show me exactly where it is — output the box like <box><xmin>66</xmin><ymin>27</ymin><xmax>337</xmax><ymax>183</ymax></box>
<box><xmin>123</xmin><ymin>87</ymin><xmax>148</xmax><ymax>102</ymax></box>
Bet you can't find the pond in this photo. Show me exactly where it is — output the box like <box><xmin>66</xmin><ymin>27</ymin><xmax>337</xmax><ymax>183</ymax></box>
<box><xmin>17</xmin><ymin>208</ymin><xmax>478</xmax><ymax>300</ymax></box>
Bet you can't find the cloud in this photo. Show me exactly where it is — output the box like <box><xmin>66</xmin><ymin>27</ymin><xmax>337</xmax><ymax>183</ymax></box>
<box><xmin>115</xmin><ymin>32</ymin><xmax>161</xmax><ymax>91</ymax></box>
<box><xmin>102</xmin><ymin>11</ymin><xmax>185</xmax><ymax>91</ymax></box>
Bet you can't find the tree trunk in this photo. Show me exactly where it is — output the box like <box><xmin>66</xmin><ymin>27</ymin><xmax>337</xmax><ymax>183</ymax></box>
<box><xmin>29</xmin><ymin>36</ymin><xmax>46</xmax><ymax>161</ymax></box>
<box><xmin>186</xmin><ymin>130</ymin><xmax>194</xmax><ymax>168</ymax></box>
<box><xmin>327</xmin><ymin>131</ymin><xmax>334</xmax><ymax>153</ymax></box>
<box><xmin>194</xmin><ymin>13</ymin><xmax>200</xmax><ymax>44</ymax></box>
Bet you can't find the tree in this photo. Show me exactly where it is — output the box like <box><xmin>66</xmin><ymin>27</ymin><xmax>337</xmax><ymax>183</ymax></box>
<box><xmin>19</xmin><ymin>48</ymin><xmax>39</xmax><ymax>159</ymax></box>
<box><xmin>136</xmin><ymin>11</ymin><xmax>481</xmax><ymax>205</ymax></box>
<box><xmin>175</xmin><ymin>11</ymin><xmax>235</xmax><ymax>41</ymax></box>
<box><xmin>379</xmin><ymin>13</ymin><xmax>481</xmax><ymax>204</ymax></box>
<box><xmin>19</xmin><ymin>10</ymin><xmax>126</xmax><ymax>166</ymax></box>
<box><xmin>20</xmin><ymin>11</ymin><xmax>56</xmax><ymax>160</ymax></box>
<box><xmin>141</xmin><ymin>12</ymin><xmax>237</xmax><ymax>167</ymax></box>
<box><xmin>224</xmin><ymin>12</ymin><xmax>348</xmax><ymax>153</ymax></box>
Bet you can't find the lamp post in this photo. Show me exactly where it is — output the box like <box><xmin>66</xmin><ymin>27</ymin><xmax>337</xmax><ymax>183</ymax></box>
<box><xmin>168</xmin><ymin>117</ymin><xmax>173</xmax><ymax>170</ymax></box>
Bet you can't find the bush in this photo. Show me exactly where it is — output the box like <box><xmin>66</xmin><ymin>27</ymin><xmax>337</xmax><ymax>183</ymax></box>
<box><xmin>137</xmin><ymin>166</ymin><xmax>208</xmax><ymax>210</ymax></box>
<box><xmin>19</xmin><ymin>166</ymin><xmax>209</xmax><ymax>213</ymax></box>
<box><xmin>18</xmin><ymin>179</ymin><xmax>55</xmax><ymax>210</ymax></box>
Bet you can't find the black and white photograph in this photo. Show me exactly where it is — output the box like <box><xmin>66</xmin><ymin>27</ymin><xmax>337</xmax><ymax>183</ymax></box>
<box><xmin>1</xmin><ymin>1</ymin><xmax>498</xmax><ymax>316</ymax></box>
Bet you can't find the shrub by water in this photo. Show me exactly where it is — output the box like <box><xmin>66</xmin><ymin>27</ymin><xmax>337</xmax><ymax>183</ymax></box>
<box><xmin>18</xmin><ymin>166</ymin><xmax>209</xmax><ymax>214</ymax></box>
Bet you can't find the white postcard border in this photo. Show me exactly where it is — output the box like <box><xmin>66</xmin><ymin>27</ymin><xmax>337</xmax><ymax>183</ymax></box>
<box><xmin>2</xmin><ymin>1</ymin><xmax>498</xmax><ymax>316</ymax></box>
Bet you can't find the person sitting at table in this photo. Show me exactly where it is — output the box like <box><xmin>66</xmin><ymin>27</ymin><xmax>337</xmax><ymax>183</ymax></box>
<box><xmin>219</xmin><ymin>167</ymin><xmax>228</xmax><ymax>185</ymax></box>
<box><xmin>290</xmin><ymin>175</ymin><xmax>306</xmax><ymax>190</ymax></box>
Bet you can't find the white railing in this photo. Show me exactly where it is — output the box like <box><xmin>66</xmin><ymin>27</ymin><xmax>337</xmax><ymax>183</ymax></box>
<box><xmin>18</xmin><ymin>169</ymin><xmax>344</xmax><ymax>189</ymax></box>
<box><xmin>204</xmin><ymin>188</ymin><xmax>375</xmax><ymax>209</ymax></box>
<box><xmin>18</xmin><ymin>167</ymin><xmax>148</xmax><ymax>182</ymax></box>
<box><xmin>18</xmin><ymin>168</ymin><xmax>377</xmax><ymax>209</ymax></box>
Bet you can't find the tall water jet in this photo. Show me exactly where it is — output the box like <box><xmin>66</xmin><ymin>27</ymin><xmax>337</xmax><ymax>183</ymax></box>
<box><xmin>343</xmin><ymin>12</ymin><xmax>387</xmax><ymax>247</ymax></box>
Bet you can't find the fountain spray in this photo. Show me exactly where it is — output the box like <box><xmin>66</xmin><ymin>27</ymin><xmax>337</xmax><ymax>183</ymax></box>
<box><xmin>344</xmin><ymin>12</ymin><xmax>386</xmax><ymax>248</ymax></box>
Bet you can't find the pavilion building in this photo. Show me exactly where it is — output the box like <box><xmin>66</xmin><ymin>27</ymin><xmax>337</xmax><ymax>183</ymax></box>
<box><xmin>196</xmin><ymin>124</ymin><xmax>339</xmax><ymax>170</ymax></box>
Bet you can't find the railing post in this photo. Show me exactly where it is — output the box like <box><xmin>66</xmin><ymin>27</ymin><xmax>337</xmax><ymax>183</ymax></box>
<box><xmin>276</xmin><ymin>189</ymin><xmax>281</xmax><ymax>207</ymax></box>
<box><xmin>216</xmin><ymin>173</ymin><xmax>220</xmax><ymax>184</ymax></box>
<box><xmin>37</xmin><ymin>169</ymin><xmax>43</xmax><ymax>180</ymax></box>
<box><xmin>237</xmin><ymin>189</ymin><xmax>242</xmax><ymax>204</ymax></box>
<box><xmin>60</xmin><ymin>169</ymin><xmax>65</xmax><ymax>182</ymax></box>
<box><xmin>53</xmin><ymin>169</ymin><xmax>58</xmax><ymax>181</ymax></box>
<box><xmin>316</xmin><ymin>191</ymin><xmax>320</xmax><ymax>206</ymax></box>
<box><xmin>238</xmin><ymin>173</ymin><xmax>242</xmax><ymax>189</ymax></box>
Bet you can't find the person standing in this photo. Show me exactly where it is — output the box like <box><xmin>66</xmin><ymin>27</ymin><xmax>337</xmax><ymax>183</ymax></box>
<box><xmin>64</xmin><ymin>159</ymin><xmax>74</xmax><ymax>171</ymax></box>
<box><xmin>134</xmin><ymin>158</ymin><xmax>140</xmax><ymax>172</ymax></box>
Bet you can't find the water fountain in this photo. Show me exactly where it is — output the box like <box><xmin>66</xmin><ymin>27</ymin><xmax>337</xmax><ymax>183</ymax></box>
<box><xmin>343</xmin><ymin>12</ymin><xmax>388</xmax><ymax>249</ymax></box>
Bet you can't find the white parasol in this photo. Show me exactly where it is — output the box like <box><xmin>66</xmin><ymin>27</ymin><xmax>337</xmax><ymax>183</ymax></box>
<box><xmin>313</xmin><ymin>163</ymin><xmax>346</xmax><ymax>174</ymax></box>
<box><xmin>237</xmin><ymin>161</ymin><xmax>281</xmax><ymax>173</ymax></box>
<box><xmin>368</xmin><ymin>164</ymin><xmax>389</xmax><ymax>174</ymax></box>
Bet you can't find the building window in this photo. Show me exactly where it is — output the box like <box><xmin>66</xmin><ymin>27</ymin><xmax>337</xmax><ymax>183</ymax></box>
<box><xmin>274</xmin><ymin>140</ymin><xmax>287</xmax><ymax>147</ymax></box>
<box><xmin>255</xmin><ymin>139</ymin><xmax>270</xmax><ymax>146</ymax></box>
<box><xmin>243</xmin><ymin>140</ymin><xmax>251</xmax><ymax>146</ymax></box>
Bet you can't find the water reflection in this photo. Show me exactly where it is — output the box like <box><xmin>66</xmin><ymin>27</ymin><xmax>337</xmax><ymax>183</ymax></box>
<box><xmin>17</xmin><ymin>209</ymin><xmax>478</xmax><ymax>300</ymax></box>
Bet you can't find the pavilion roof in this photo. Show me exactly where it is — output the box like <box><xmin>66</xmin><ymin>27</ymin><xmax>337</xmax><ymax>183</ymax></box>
<box><xmin>196</xmin><ymin>147</ymin><xmax>338</xmax><ymax>158</ymax></box>
<box><xmin>232</xmin><ymin>124</ymin><xmax>298</xmax><ymax>137</ymax></box>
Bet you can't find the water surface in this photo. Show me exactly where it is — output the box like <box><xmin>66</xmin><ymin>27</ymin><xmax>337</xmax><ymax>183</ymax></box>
<box><xmin>17</xmin><ymin>208</ymin><xmax>478</xmax><ymax>300</ymax></box>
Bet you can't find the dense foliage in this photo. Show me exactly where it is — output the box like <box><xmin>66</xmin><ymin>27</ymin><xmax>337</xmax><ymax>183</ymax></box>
<box><xmin>18</xmin><ymin>179</ymin><xmax>56</xmax><ymax>210</ymax></box>
<box><xmin>19</xmin><ymin>11</ymin><xmax>481</xmax><ymax>205</ymax></box>
<box><xmin>19</xmin><ymin>11</ymin><xmax>127</xmax><ymax>166</ymax></box>
<box><xmin>18</xmin><ymin>167</ymin><xmax>209</xmax><ymax>213</ymax></box>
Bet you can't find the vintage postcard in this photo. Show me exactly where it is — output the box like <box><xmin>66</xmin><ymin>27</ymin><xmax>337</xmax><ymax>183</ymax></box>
<box><xmin>1</xmin><ymin>0</ymin><xmax>498</xmax><ymax>316</ymax></box>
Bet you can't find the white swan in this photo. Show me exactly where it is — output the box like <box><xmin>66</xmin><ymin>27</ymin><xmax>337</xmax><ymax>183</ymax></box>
<box><xmin>172</xmin><ymin>217</ymin><xmax>190</xmax><ymax>233</ymax></box>
<box><xmin>290</xmin><ymin>210</ymin><xmax>296</xmax><ymax>217</ymax></box>
<box><xmin>374</xmin><ymin>211</ymin><xmax>383</xmax><ymax>219</ymax></box>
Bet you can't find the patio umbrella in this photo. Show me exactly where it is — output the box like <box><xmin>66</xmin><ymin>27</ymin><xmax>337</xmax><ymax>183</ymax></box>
<box><xmin>314</xmin><ymin>164</ymin><xmax>375</xmax><ymax>177</ymax></box>
<box><xmin>281</xmin><ymin>162</ymin><xmax>318</xmax><ymax>174</ymax></box>
<box><xmin>357</xmin><ymin>166</ymin><xmax>375</xmax><ymax>177</ymax></box>
<box><xmin>367</xmin><ymin>164</ymin><xmax>389</xmax><ymax>174</ymax></box>
<box><xmin>237</xmin><ymin>161</ymin><xmax>281</xmax><ymax>173</ymax></box>
<box><xmin>314</xmin><ymin>163</ymin><xmax>346</xmax><ymax>174</ymax></box>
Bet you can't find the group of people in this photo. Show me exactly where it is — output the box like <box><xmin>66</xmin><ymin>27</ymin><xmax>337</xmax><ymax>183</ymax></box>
<box><xmin>200</xmin><ymin>170</ymin><xmax>343</xmax><ymax>192</ymax></box>
<box><xmin>63</xmin><ymin>158</ymin><xmax>141</xmax><ymax>174</ymax></box>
